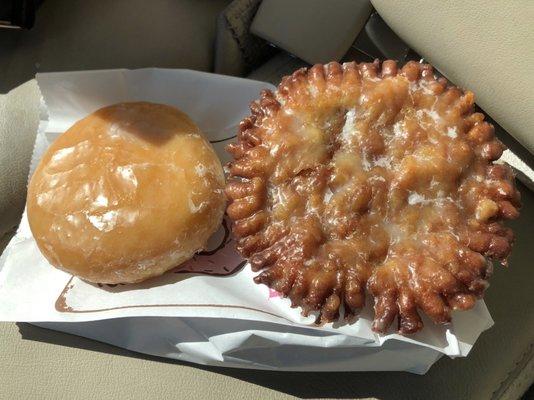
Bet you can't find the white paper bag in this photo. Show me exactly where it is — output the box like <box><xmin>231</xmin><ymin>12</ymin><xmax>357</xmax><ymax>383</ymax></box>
<box><xmin>0</xmin><ymin>69</ymin><xmax>494</xmax><ymax>374</ymax></box>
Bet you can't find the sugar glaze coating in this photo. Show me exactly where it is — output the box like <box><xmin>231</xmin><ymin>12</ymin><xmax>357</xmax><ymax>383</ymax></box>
<box><xmin>225</xmin><ymin>60</ymin><xmax>520</xmax><ymax>333</ymax></box>
<box><xmin>28</xmin><ymin>102</ymin><xmax>226</xmax><ymax>284</ymax></box>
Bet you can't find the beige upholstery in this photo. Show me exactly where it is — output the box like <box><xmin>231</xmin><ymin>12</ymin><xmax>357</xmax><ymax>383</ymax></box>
<box><xmin>0</xmin><ymin>0</ymin><xmax>231</xmax><ymax>93</ymax></box>
<box><xmin>371</xmin><ymin>0</ymin><xmax>534</xmax><ymax>154</ymax></box>
<box><xmin>214</xmin><ymin>0</ymin><xmax>277</xmax><ymax>76</ymax></box>
<box><xmin>0</xmin><ymin>81</ymin><xmax>40</xmax><ymax>246</ymax></box>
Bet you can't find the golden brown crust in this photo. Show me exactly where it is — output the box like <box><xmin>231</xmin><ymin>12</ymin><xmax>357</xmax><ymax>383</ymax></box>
<box><xmin>28</xmin><ymin>102</ymin><xmax>226</xmax><ymax>284</ymax></box>
<box><xmin>225</xmin><ymin>60</ymin><xmax>521</xmax><ymax>334</ymax></box>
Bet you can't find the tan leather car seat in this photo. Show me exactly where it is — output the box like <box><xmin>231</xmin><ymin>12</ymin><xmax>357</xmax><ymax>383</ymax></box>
<box><xmin>372</xmin><ymin>0</ymin><xmax>534</xmax><ymax>154</ymax></box>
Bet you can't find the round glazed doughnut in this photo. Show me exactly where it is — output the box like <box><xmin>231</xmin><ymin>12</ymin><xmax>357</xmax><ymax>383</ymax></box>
<box><xmin>27</xmin><ymin>102</ymin><xmax>225</xmax><ymax>284</ymax></box>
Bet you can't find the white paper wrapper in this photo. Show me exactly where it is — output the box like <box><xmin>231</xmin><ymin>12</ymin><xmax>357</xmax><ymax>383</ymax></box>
<box><xmin>0</xmin><ymin>68</ymin><xmax>494</xmax><ymax>374</ymax></box>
